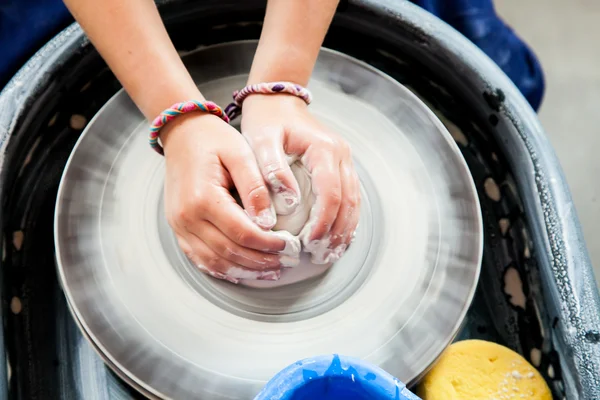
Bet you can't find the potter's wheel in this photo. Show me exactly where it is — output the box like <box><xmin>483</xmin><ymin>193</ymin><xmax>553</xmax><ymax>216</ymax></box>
<box><xmin>54</xmin><ymin>41</ymin><xmax>482</xmax><ymax>399</ymax></box>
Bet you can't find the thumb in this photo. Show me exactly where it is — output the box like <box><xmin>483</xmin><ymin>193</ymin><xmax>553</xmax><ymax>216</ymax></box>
<box><xmin>249</xmin><ymin>133</ymin><xmax>301</xmax><ymax>216</ymax></box>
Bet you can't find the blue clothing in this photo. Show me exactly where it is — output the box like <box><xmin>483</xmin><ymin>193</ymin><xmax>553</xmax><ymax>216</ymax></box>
<box><xmin>412</xmin><ymin>0</ymin><xmax>544</xmax><ymax>110</ymax></box>
<box><xmin>0</xmin><ymin>0</ymin><xmax>72</xmax><ymax>88</ymax></box>
<box><xmin>0</xmin><ymin>0</ymin><xmax>544</xmax><ymax>108</ymax></box>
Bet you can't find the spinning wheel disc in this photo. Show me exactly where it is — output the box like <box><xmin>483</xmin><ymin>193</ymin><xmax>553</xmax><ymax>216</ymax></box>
<box><xmin>55</xmin><ymin>41</ymin><xmax>482</xmax><ymax>399</ymax></box>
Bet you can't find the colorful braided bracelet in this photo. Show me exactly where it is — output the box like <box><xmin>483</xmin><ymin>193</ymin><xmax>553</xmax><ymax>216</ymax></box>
<box><xmin>149</xmin><ymin>100</ymin><xmax>229</xmax><ymax>155</ymax></box>
<box><xmin>148</xmin><ymin>83</ymin><xmax>311</xmax><ymax>153</ymax></box>
<box><xmin>224</xmin><ymin>81</ymin><xmax>313</xmax><ymax>120</ymax></box>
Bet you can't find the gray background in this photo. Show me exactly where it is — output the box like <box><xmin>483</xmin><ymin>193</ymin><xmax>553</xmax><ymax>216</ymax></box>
<box><xmin>497</xmin><ymin>0</ymin><xmax>600</xmax><ymax>286</ymax></box>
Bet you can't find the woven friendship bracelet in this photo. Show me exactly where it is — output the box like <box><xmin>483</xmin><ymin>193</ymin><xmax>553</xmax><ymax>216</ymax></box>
<box><xmin>149</xmin><ymin>100</ymin><xmax>230</xmax><ymax>155</ymax></box>
<box><xmin>224</xmin><ymin>82</ymin><xmax>313</xmax><ymax>120</ymax></box>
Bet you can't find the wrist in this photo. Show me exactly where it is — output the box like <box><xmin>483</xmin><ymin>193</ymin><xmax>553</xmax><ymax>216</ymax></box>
<box><xmin>242</xmin><ymin>92</ymin><xmax>307</xmax><ymax>111</ymax></box>
<box><xmin>142</xmin><ymin>84</ymin><xmax>206</xmax><ymax>121</ymax></box>
<box><xmin>247</xmin><ymin>45</ymin><xmax>313</xmax><ymax>87</ymax></box>
<box><xmin>160</xmin><ymin>112</ymin><xmax>222</xmax><ymax>152</ymax></box>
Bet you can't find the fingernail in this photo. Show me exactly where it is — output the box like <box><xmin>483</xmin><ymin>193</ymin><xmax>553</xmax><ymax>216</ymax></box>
<box><xmin>226</xmin><ymin>266</ymin><xmax>261</xmax><ymax>280</ymax></box>
<box><xmin>319</xmin><ymin>244</ymin><xmax>348</xmax><ymax>264</ymax></box>
<box><xmin>280</xmin><ymin>255</ymin><xmax>300</xmax><ymax>267</ymax></box>
<box><xmin>207</xmin><ymin>270</ymin><xmax>239</xmax><ymax>284</ymax></box>
<box><xmin>311</xmin><ymin>252</ymin><xmax>332</xmax><ymax>265</ymax></box>
<box><xmin>350</xmin><ymin>225</ymin><xmax>359</xmax><ymax>243</ymax></box>
<box><xmin>303</xmin><ymin>236</ymin><xmax>332</xmax><ymax>264</ymax></box>
<box><xmin>267</xmin><ymin>172</ymin><xmax>300</xmax><ymax>215</ymax></box>
<box><xmin>223</xmin><ymin>275</ymin><xmax>240</xmax><ymax>284</ymax></box>
<box><xmin>271</xmin><ymin>231</ymin><xmax>301</xmax><ymax>257</ymax></box>
<box><xmin>258</xmin><ymin>270</ymin><xmax>281</xmax><ymax>281</ymax></box>
<box><xmin>280</xmin><ymin>237</ymin><xmax>301</xmax><ymax>258</ymax></box>
<box><xmin>273</xmin><ymin>190</ymin><xmax>299</xmax><ymax>215</ymax></box>
<box><xmin>332</xmin><ymin>244</ymin><xmax>347</xmax><ymax>259</ymax></box>
<box><xmin>252</xmin><ymin>208</ymin><xmax>277</xmax><ymax>229</ymax></box>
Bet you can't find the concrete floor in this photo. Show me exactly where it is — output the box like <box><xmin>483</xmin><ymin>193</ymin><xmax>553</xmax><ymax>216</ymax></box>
<box><xmin>496</xmin><ymin>1</ymin><xmax>600</xmax><ymax>286</ymax></box>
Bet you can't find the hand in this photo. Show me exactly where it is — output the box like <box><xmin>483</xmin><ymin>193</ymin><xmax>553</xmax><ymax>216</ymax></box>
<box><xmin>161</xmin><ymin>113</ymin><xmax>300</xmax><ymax>283</ymax></box>
<box><xmin>241</xmin><ymin>94</ymin><xmax>360</xmax><ymax>264</ymax></box>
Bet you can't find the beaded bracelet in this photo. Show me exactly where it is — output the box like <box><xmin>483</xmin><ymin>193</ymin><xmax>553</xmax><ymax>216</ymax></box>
<box><xmin>224</xmin><ymin>82</ymin><xmax>313</xmax><ymax>120</ymax></box>
<box><xmin>149</xmin><ymin>100</ymin><xmax>229</xmax><ymax>155</ymax></box>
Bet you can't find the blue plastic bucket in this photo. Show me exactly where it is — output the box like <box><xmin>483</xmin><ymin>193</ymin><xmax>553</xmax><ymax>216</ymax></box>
<box><xmin>255</xmin><ymin>355</ymin><xmax>420</xmax><ymax>400</ymax></box>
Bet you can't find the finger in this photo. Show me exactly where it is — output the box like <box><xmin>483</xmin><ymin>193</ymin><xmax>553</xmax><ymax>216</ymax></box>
<box><xmin>328</xmin><ymin>161</ymin><xmax>360</xmax><ymax>255</ymax></box>
<box><xmin>221</xmin><ymin>145</ymin><xmax>276</xmax><ymax>230</ymax></box>
<box><xmin>179</xmin><ymin>234</ymin><xmax>281</xmax><ymax>283</ymax></box>
<box><xmin>175</xmin><ymin>234</ymin><xmax>239</xmax><ymax>284</ymax></box>
<box><xmin>203</xmin><ymin>191</ymin><xmax>301</xmax><ymax>257</ymax></box>
<box><xmin>188</xmin><ymin>220</ymin><xmax>299</xmax><ymax>269</ymax></box>
<box><xmin>342</xmin><ymin>169</ymin><xmax>361</xmax><ymax>247</ymax></box>
<box><xmin>246</xmin><ymin>131</ymin><xmax>301</xmax><ymax>216</ymax></box>
<box><xmin>301</xmin><ymin>151</ymin><xmax>342</xmax><ymax>242</ymax></box>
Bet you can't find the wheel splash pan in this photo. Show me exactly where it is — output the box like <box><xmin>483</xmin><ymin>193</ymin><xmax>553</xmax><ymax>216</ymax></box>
<box><xmin>54</xmin><ymin>40</ymin><xmax>483</xmax><ymax>399</ymax></box>
<box><xmin>0</xmin><ymin>1</ymin><xmax>598</xmax><ymax>399</ymax></box>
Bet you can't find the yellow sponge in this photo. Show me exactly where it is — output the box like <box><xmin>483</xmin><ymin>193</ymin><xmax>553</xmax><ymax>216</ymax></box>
<box><xmin>418</xmin><ymin>340</ymin><xmax>552</xmax><ymax>400</ymax></box>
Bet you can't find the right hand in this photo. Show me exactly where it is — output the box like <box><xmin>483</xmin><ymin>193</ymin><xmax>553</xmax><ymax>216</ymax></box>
<box><xmin>160</xmin><ymin>113</ymin><xmax>300</xmax><ymax>284</ymax></box>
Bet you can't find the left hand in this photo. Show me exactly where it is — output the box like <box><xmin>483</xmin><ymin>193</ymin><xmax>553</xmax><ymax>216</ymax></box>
<box><xmin>241</xmin><ymin>94</ymin><xmax>360</xmax><ymax>263</ymax></box>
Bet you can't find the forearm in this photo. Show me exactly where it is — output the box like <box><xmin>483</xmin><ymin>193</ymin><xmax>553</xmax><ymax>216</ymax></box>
<box><xmin>63</xmin><ymin>0</ymin><xmax>202</xmax><ymax>120</ymax></box>
<box><xmin>248</xmin><ymin>0</ymin><xmax>339</xmax><ymax>86</ymax></box>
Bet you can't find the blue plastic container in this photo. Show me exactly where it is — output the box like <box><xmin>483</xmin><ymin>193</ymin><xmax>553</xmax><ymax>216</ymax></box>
<box><xmin>255</xmin><ymin>355</ymin><xmax>420</xmax><ymax>400</ymax></box>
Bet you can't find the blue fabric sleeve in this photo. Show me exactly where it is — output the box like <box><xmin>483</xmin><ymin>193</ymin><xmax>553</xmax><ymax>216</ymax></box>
<box><xmin>411</xmin><ymin>0</ymin><xmax>545</xmax><ymax>110</ymax></box>
<box><xmin>0</xmin><ymin>0</ymin><xmax>72</xmax><ymax>87</ymax></box>
<box><xmin>0</xmin><ymin>0</ymin><xmax>544</xmax><ymax>110</ymax></box>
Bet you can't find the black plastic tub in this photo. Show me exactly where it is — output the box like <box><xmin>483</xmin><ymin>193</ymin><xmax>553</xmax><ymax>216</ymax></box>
<box><xmin>0</xmin><ymin>1</ymin><xmax>598</xmax><ymax>399</ymax></box>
